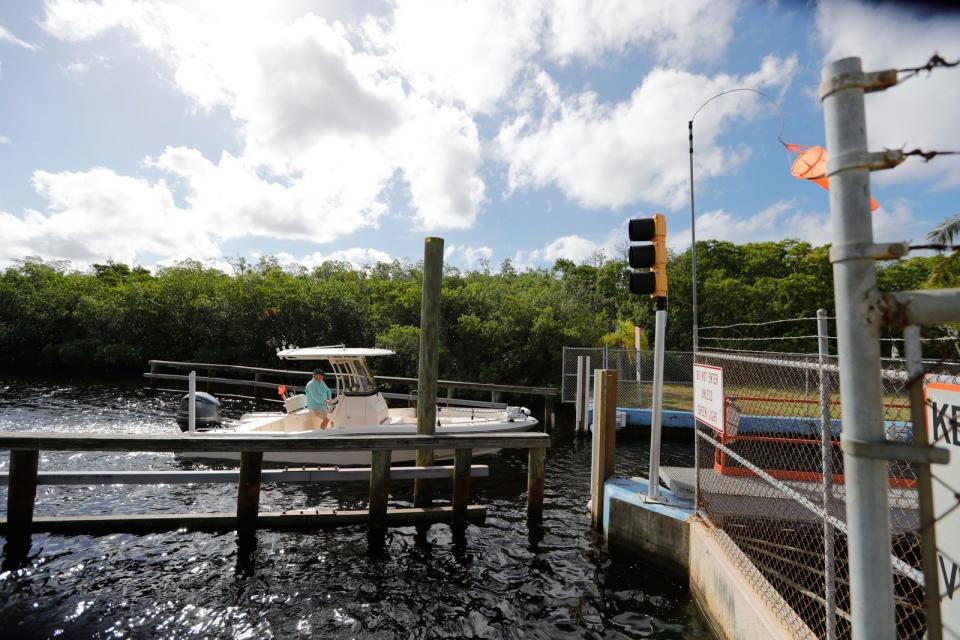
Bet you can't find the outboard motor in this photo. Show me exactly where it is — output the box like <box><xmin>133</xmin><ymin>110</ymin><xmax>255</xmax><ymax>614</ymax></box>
<box><xmin>506</xmin><ymin>406</ymin><xmax>532</xmax><ymax>421</ymax></box>
<box><xmin>176</xmin><ymin>392</ymin><xmax>222</xmax><ymax>432</ymax></box>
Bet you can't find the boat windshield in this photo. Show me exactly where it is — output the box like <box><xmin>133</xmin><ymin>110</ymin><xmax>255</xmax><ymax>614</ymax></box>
<box><xmin>328</xmin><ymin>357</ymin><xmax>379</xmax><ymax>395</ymax></box>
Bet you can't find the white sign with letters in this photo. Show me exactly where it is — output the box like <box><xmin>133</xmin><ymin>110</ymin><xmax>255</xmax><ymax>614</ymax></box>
<box><xmin>926</xmin><ymin>381</ymin><xmax>960</xmax><ymax>637</ymax></box>
<box><xmin>693</xmin><ymin>364</ymin><xmax>723</xmax><ymax>432</ymax></box>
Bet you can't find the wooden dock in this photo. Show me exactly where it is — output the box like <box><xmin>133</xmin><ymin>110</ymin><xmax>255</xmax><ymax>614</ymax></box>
<box><xmin>0</xmin><ymin>431</ymin><xmax>550</xmax><ymax>544</ymax></box>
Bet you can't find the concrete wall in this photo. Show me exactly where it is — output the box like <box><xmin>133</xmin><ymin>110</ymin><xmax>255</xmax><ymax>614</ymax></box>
<box><xmin>688</xmin><ymin>519</ymin><xmax>816</xmax><ymax>640</ymax></box>
<box><xmin>604</xmin><ymin>479</ymin><xmax>817</xmax><ymax>640</ymax></box>
<box><xmin>604</xmin><ymin>478</ymin><xmax>690</xmax><ymax>570</ymax></box>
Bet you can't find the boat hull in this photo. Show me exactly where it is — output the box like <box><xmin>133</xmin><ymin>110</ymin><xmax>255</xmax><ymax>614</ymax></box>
<box><xmin>176</xmin><ymin>418</ymin><xmax>538</xmax><ymax>466</ymax></box>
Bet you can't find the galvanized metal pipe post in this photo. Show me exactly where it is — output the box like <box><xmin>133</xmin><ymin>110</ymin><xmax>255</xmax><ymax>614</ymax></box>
<box><xmin>648</xmin><ymin>298</ymin><xmax>667</xmax><ymax>499</ymax></box>
<box><xmin>415</xmin><ymin>237</ymin><xmax>444</xmax><ymax>508</ymax></box>
<box><xmin>905</xmin><ymin>326</ymin><xmax>943</xmax><ymax>640</ymax></box>
<box><xmin>188</xmin><ymin>370</ymin><xmax>197</xmax><ymax>433</ymax></box>
<box><xmin>688</xmin><ymin>120</ymin><xmax>698</xmax><ymax>354</ymax></box>
<box><xmin>821</xmin><ymin>56</ymin><xmax>896</xmax><ymax>638</ymax></box>
<box><xmin>817</xmin><ymin>308</ymin><xmax>836</xmax><ymax>640</ymax></box>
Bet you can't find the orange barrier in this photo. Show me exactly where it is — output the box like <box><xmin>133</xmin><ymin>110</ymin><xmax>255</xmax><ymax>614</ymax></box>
<box><xmin>714</xmin><ymin>395</ymin><xmax>917</xmax><ymax>489</ymax></box>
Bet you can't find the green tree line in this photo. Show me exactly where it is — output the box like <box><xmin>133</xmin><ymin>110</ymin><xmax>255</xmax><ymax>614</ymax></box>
<box><xmin>0</xmin><ymin>240</ymin><xmax>952</xmax><ymax>386</ymax></box>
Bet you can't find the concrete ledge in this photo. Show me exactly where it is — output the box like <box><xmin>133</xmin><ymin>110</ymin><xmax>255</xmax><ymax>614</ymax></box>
<box><xmin>603</xmin><ymin>478</ymin><xmax>692</xmax><ymax>570</ymax></box>
<box><xmin>689</xmin><ymin>518</ymin><xmax>816</xmax><ymax>640</ymax></box>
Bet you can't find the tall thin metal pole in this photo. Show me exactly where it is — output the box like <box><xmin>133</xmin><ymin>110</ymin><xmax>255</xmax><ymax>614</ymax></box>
<box><xmin>905</xmin><ymin>325</ymin><xmax>943</xmax><ymax>640</ymax></box>
<box><xmin>188</xmin><ymin>370</ymin><xmax>197</xmax><ymax>433</ymax></box>
<box><xmin>688</xmin><ymin>121</ymin><xmax>698</xmax><ymax>354</ymax></box>
<box><xmin>648</xmin><ymin>297</ymin><xmax>667</xmax><ymax>499</ymax></box>
<box><xmin>817</xmin><ymin>309</ymin><xmax>836</xmax><ymax>640</ymax></box>
<box><xmin>822</xmin><ymin>56</ymin><xmax>896</xmax><ymax>638</ymax></box>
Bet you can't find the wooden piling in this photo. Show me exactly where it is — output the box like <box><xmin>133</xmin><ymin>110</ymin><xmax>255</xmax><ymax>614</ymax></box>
<box><xmin>6</xmin><ymin>449</ymin><xmax>39</xmax><ymax>543</ymax></box>
<box><xmin>369</xmin><ymin>450</ymin><xmax>391</xmax><ymax>530</ymax></box>
<box><xmin>452</xmin><ymin>448</ymin><xmax>472</xmax><ymax>522</ymax></box>
<box><xmin>527</xmin><ymin>447</ymin><xmax>546</xmax><ymax>526</ymax></box>
<box><xmin>415</xmin><ymin>236</ymin><xmax>444</xmax><ymax>508</ymax></box>
<box><xmin>590</xmin><ymin>370</ymin><xmax>617</xmax><ymax>532</ymax></box>
<box><xmin>543</xmin><ymin>397</ymin><xmax>554</xmax><ymax>432</ymax></box>
<box><xmin>236</xmin><ymin>451</ymin><xmax>263</xmax><ymax>537</ymax></box>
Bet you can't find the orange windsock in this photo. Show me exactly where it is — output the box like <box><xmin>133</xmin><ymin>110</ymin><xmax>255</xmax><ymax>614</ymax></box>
<box><xmin>784</xmin><ymin>143</ymin><xmax>879</xmax><ymax>211</ymax></box>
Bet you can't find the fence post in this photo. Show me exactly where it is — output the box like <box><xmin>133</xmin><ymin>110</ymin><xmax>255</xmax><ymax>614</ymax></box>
<box><xmin>369</xmin><ymin>450</ymin><xmax>391</xmax><ymax>530</ymax></box>
<box><xmin>822</xmin><ymin>56</ymin><xmax>896</xmax><ymax>638</ymax></box>
<box><xmin>415</xmin><ymin>236</ymin><xmax>443</xmax><ymax>508</ymax></box>
<box><xmin>6</xmin><ymin>449</ymin><xmax>39</xmax><ymax>550</ymax></box>
<box><xmin>648</xmin><ymin>298</ymin><xmax>667</xmax><ymax>499</ymax></box>
<box><xmin>817</xmin><ymin>308</ymin><xmax>837</xmax><ymax>640</ymax></box>
<box><xmin>237</xmin><ymin>451</ymin><xmax>263</xmax><ymax>538</ymax></box>
<box><xmin>575</xmin><ymin>356</ymin><xmax>587</xmax><ymax>435</ymax></box>
<box><xmin>591</xmin><ymin>370</ymin><xmax>617</xmax><ymax>532</ymax></box>
<box><xmin>905</xmin><ymin>326</ymin><xmax>943</xmax><ymax>640</ymax></box>
<box><xmin>452</xmin><ymin>448</ymin><xmax>472</xmax><ymax>522</ymax></box>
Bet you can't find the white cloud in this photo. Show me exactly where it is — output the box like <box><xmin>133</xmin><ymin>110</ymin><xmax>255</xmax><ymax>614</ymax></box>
<box><xmin>297</xmin><ymin>247</ymin><xmax>393</xmax><ymax>269</ymax></box>
<box><xmin>512</xmin><ymin>223</ymin><xmax>626</xmax><ymax>269</ymax></box>
<box><xmin>497</xmin><ymin>54</ymin><xmax>798</xmax><ymax>212</ymax></box>
<box><xmin>0</xmin><ymin>168</ymin><xmax>219</xmax><ymax>265</ymax></box>
<box><xmin>0</xmin><ymin>23</ymin><xmax>38</xmax><ymax>50</ymax></box>
<box><xmin>0</xmin><ymin>136</ymin><xmax>9</xmax><ymax>144</ymax></box>
<box><xmin>27</xmin><ymin>0</ymin><xmax>749</xmax><ymax>265</ymax></box>
<box><xmin>445</xmin><ymin>244</ymin><xmax>493</xmax><ymax>269</ymax></box>
<box><xmin>817</xmin><ymin>0</ymin><xmax>960</xmax><ymax>187</ymax></box>
<box><xmin>60</xmin><ymin>54</ymin><xmax>110</xmax><ymax>75</ymax></box>
<box><xmin>543</xmin><ymin>0</ymin><xmax>740</xmax><ymax>66</ymax></box>
<box><xmin>669</xmin><ymin>198</ymin><xmax>924</xmax><ymax>249</ymax></box>
<box><xmin>41</xmin><ymin>1</ymin><xmax>486</xmax><ymax>234</ymax></box>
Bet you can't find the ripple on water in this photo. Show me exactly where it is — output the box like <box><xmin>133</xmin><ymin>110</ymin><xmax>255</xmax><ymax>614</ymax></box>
<box><xmin>0</xmin><ymin>375</ymin><xmax>711</xmax><ymax>639</ymax></box>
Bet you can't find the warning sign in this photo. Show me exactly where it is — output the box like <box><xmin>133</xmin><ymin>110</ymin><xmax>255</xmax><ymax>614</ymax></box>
<box><xmin>694</xmin><ymin>364</ymin><xmax>723</xmax><ymax>432</ymax></box>
<box><xmin>926</xmin><ymin>380</ymin><xmax>960</xmax><ymax>637</ymax></box>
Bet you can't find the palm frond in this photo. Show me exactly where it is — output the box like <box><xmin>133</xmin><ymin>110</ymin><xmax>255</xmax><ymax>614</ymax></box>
<box><xmin>927</xmin><ymin>214</ymin><xmax>960</xmax><ymax>244</ymax></box>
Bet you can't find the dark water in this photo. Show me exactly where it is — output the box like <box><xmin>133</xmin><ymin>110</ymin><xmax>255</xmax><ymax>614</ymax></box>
<box><xmin>0</xmin><ymin>376</ymin><xmax>708</xmax><ymax>639</ymax></box>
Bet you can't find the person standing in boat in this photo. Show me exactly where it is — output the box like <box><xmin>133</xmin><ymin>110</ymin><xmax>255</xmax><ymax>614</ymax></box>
<box><xmin>305</xmin><ymin>369</ymin><xmax>333</xmax><ymax>429</ymax></box>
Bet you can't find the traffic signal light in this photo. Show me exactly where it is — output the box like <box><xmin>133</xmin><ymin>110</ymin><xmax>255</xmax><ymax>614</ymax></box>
<box><xmin>628</xmin><ymin>214</ymin><xmax>668</xmax><ymax>298</ymax></box>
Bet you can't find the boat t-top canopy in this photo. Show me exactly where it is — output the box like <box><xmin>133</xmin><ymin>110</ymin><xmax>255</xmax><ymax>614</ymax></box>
<box><xmin>277</xmin><ymin>347</ymin><xmax>396</xmax><ymax>361</ymax></box>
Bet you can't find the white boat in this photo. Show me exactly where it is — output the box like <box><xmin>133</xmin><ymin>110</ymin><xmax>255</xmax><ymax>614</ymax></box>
<box><xmin>178</xmin><ymin>346</ymin><xmax>538</xmax><ymax>465</ymax></box>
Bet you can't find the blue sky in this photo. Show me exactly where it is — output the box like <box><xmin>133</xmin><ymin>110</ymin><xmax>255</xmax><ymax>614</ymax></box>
<box><xmin>0</xmin><ymin>1</ymin><xmax>958</xmax><ymax>271</ymax></box>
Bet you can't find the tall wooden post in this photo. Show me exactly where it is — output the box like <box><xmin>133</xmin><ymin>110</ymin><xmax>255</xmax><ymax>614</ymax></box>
<box><xmin>237</xmin><ymin>451</ymin><xmax>263</xmax><ymax>539</ymax></box>
<box><xmin>543</xmin><ymin>397</ymin><xmax>554</xmax><ymax>432</ymax></box>
<box><xmin>452</xmin><ymin>448</ymin><xmax>472</xmax><ymax>522</ymax></box>
<box><xmin>369</xmin><ymin>450</ymin><xmax>391</xmax><ymax>531</ymax></box>
<box><xmin>591</xmin><ymin>370</ymin><xmax>617</xmax><ymax>532</ymax></box>
<box><xmin>415</xmin><ymin>237</ymin><xmax>443</xmax><ymax>508</ymax></box>
<box><xmin>6</xmin><ymin>449</ymin><xmax>39</xmax><ymax>551</ymax></box>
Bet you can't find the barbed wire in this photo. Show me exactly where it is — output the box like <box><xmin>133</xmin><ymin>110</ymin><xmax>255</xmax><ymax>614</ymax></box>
<box><xmin>898</xmin><ymin>148</ymin><xmax>960</xmax><ymax>162</ymax></box>
<box><xmin>897</xmin><ymin>53</ymin><xmax>959</xmax><ymax>81</ymax></box>
<box><xmin>908</xmin><ymin>243</ymin><xmax>960</xmax><ymax>251</ymax></box>
<box><xmin>700</xmin><ymin>317</ymin><xmax>827</xmax><ymax>331</ymax></box>
<box><xmin>700</xmin><ymin>335</ymin><xmax>823</xmax><ymax>342</ymax></box>
<box><xmin>881</xmin><ymin>336</ymin><xmax>958</xmax><ymax>342</ymax></box>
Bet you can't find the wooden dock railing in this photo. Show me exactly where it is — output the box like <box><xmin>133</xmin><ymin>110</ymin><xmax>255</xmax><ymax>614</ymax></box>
<box><xmin>0</xmin><ymin>432</ymin><xmax>550</xmax><ymax>544</ymax></box>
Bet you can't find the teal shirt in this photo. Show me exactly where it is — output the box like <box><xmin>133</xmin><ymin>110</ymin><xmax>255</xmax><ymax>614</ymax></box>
<box><xmin>305</xmin><ymin>379</ymin><xmax>332</xmax><ymax>408</ymax></box>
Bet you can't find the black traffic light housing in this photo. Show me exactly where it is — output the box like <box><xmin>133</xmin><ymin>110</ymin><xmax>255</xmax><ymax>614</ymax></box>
<box><xmin>628</xmin><ymin>214</ymin><xmax>667</xmax><ymax>298</ymax></box>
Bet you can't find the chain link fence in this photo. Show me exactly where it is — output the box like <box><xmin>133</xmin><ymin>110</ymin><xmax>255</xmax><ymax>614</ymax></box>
<box><xmin>694</xmin><ymin>346</ymin><xmax>960</xmax><ymax>640</ymax></box>
<box><xmin>562</xmin><ymin>336</ymin><xmax>960</xmax><ymax>638</ymax></box>
<box><xmin>561</xmin><ymin>347</ymin><xmax>694</xmax><ymax>409</ymax></box>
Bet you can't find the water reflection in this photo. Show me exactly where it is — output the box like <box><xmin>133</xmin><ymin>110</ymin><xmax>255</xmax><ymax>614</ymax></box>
<box><xmin>0</xmin><ymin>375</ymin><xmax>710</xmax><ymax>638</ymax></box>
